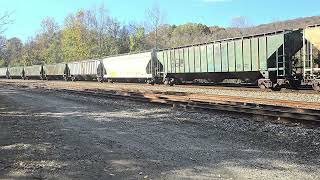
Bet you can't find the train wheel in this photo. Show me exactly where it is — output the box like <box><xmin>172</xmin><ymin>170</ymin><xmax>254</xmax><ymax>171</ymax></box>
<box><xmin>71</xmin><ymin>76</ymin><xmax>76</xmax><ymax>82</ymax></box>
<box><xmin>312</xmin><ymin>82</ymin><xmax>320</xmax><ymax>91</ymax></box>
<box><xmin>290</xmin><ymin>82</ymin><xmax>300</xmax><ymax>89</ymax></box>
<box><xmin>97</xmin><ymin>77</ymin><xmax>104</xmax><ymax>83</ymax></box>
<box><xmin>168</xmin><ymin>78</ymin><xmax>175</xmax><ymax>86</ymax></box>
<box><xmin>258</xmin><ymin>83</ymin><xmax>266</xmax><ymax>89</ymax></box>
<box><xmin>163</xmin><ymin>78</ymin><xmax>169</xmax><ymax>85</ymax></box>
<box><xmin>147</xmin><ymin>79</ymin><xmax>155</xmax><ymax>86</ymax></box>
<box><xmin>271</xmin><ymin>84</ymin><xmax>282</xmax><ymax>91</ymax></box>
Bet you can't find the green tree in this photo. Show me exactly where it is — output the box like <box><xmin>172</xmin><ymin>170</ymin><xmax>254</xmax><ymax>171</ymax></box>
<box><xmin>129</xmin><ymin>25</ymin><xmax>146</xmax><ymax>52</ymax></box>
<box><xmin>3</xmin><ymin>37</ymin><xmax>23</xmax><ymax>66</ymax></box>
<box><xmin>39</xmin><ymin>17</ymin><xmax>63</xmax><ymax>64</ymax></box>
<box><xmin>0</xmin><ymin>36</ymin><xmax>7</xmax><ymax>67</ymax></box>
<box><xmin>117</xmin><ymin>26</ymin><xmax>130</xmax><ymax>54</ymax></box>
<box><xmin>61</xmin><ymin>11</ymin><xmax>91</xmax><ymax>62</ymax></box>
<box><xmin>169</xmin><ymin>23</ymin><xmax>211</xmax><ymax>47</ymax></box>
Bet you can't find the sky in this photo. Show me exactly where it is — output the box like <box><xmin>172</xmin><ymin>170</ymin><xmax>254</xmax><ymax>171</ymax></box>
<box><xmin>0</xmin><ymin>0</ymin><xmax>319</xmax><ymax>42</ymax></box>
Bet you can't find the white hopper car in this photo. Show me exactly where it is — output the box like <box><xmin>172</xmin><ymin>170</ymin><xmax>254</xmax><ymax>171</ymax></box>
<box><xmin>100</xmin><ymin>51</ymin><xmax>161</xmax><ymax>83</ymax></box>
<box><xmin>0</xmin><ymin>67</ymin><xmax>8</xmax><ymax>78</ymax></box>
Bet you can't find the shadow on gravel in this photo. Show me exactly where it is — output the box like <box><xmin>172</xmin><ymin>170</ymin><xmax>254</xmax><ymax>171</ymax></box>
<box><xmin>0</xmin><ymin>88</ymin><xmax>319</xmax><ymax>179</ymax></box>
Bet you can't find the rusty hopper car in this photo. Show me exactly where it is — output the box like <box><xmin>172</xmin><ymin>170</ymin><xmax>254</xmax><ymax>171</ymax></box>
<box><xmin>43</xmin><ymin>63</ymin><xmax>67</xmax><ymax>80</ymax></box>
<box><xmin>157</xmin><ymin>30</ymin><xmax>303</xmax><ymax>89</ymax></box>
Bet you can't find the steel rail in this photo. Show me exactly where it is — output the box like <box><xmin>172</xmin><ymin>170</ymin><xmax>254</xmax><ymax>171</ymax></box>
<box><xmin>54</xmin><ymin>88</ymin><xmax>320</xmax><ymax>122</ymax></box>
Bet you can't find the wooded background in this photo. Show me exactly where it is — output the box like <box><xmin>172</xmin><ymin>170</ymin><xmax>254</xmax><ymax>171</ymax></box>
<box><xmin>0</xmin><ymin>4</ymin><xmax>319</xmax><ymax>67</ymax></box>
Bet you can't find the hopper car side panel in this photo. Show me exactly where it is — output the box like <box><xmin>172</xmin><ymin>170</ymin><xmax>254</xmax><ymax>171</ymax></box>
<box><xmin>182</xmin><ymin>48</ymin><xmax>189</xmax><ymax>73</ymax></box>
<box><xmin>24</xmin><ymin>65</ymin><xmax>42</xmax><ymax>79</ymax></box>
<box><xmin>68</xmin><ymin>60</ymin><xmax>100</xmax><ymax>81</ymax></box>
<box><xmin>213</xmin><ymin>44</ymin><xmax>222</xmax><ymax>72</ymax></box>
<box><xmin>301</xmin><ymin>26</ymin><xmax>320</xmax><ymax>91</ymax></box>
<box><xmin>102</xmin><ymin>52</ymin><xmax>154</xmax><ymax>81</ymax></box>
<box><xmin>221</xmin><ymin>42</ymin><xmax>229</xmax><ymax>72</ymax></box>
<box><xmin>44</xmin><ymin>63</ymin><xmax>66</xmax><ymax>79</ymax></box>
<box><xmin>8</xmin><ymin>66</ymin><xmax>24</xmax><ymax>79</ymax></box>
<box><xmin>243</xmin><ymin>39</ymin><xmax>251</xmax><ymax>71</ymax></box>
<box><xmin>158</xmin><ymin>30</ymin><xmax>303</xmax><ymax>87</ymax></box>
<box><xmin>251</xmin><ymin>38</ymin><xmax>259</xmax><ymax>72</ymax></box>
<box><xmin>235</xmin><ymin>40</ymin><xmax>244</xmax><ymax>72</ymax></box>
<box><xmin>0</xmin><ymin>68</ymin><xmax>8</xmax><ymax>78</ymax></box>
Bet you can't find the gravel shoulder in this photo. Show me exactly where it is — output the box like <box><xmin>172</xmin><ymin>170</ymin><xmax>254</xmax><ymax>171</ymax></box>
<box><xmin>0</xmin><ymin>85</ymin><xmax>319</xmax><ymax>179</ymax></box>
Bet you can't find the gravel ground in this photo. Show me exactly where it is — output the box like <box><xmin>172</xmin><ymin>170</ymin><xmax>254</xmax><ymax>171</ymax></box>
<box><xmin>1</xmin><ymin>79</ymin><xmax>320</xmax><ymax>103</ymax></box>
<box><xmin>0</xmin><ymin>85</ymin><xmax>319</xmax><ymax>179</ymax></box>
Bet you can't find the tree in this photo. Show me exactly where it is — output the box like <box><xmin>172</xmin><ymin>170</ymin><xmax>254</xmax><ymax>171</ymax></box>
<box><xmin>230</xmin><ymin>16</ymin><xmax>250</xmax><ymax>28</ymax></box>
<box><xmin>170</xmin><ymin>23</ymin><xmax>211</xmax><ymax>47</ymax></box>
<box><xmin>41</xmin><ymin>17</ymin><xmax>59</xmax><ymax>35</ymax></box>
<box><xmin>96</xmin><ymin>4</ymin><xmax>110</xmax><ymax>56</ymax></box>
<box><xmin>2</xmin><ymin>37</ymin><xmax>23</xmax><ymax>66</ymax></box>
<box><xmin>38</xmin><ymin>17</ymin><xmax>63</xmax><ymax>64</ymax></box>
<box><xmin>117</xmin><ymin>26</ymin><xmax>130</xmax><ymax>54</ymax></box>
<box><xmin>0</xmin><ymin>11</ymin><xmax>13</xmax><ymax>67</ymax></box>
<box><xmin>145</xmin><ymin>1</ymin><xmax>165</xmax><ymax>49</ymax></box>
<box><xmin>60</xmin><ymin>6</ymin><xmax>129</xmax><ymax>61</ymax></box>
<box><xmin>229</xmin><ymin>16</ymin><xmax>251</xmax><ymax>37</ymax></box>
<box><xmin>0</xmin><ymin>36</ymin><xmax>7</xmax><ymax>66</ymax></box>
<box><xmin>83</xmin><ymin>4</ymin><xmax>111</xmax><ymax>57</ymax></box>
<box><xmin>107</xmin><ymin>18</ymin><xmax>123</xmax><ymax>55</ymax></box>
<box><xmin>146</xmin><ymin>24</ymin><xmax>173</xmax><ymax>49</ymax></box>
<box><xmin>62</xmin><ymin>11</ymin><xmax>92</xmax><ymax>62</ymax></box>
<box><xmin>22</xmin><ymin>38</ymin><xmax>39</xmax><ymax>66</ymax></box>
<box><xmin>129</xmin><ymin>24</ymin><xmax>146</xmax><ymax>52</ymax></box>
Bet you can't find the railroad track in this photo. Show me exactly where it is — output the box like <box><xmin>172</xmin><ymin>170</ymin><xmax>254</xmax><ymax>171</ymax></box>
<box><xmin>1</xmin><ymin>79</ymin><xmax>319</xmax><ymax>95</ymax></box>
<box><xmin>55</xmin><ymin>88</ymin><xmax>320</xmax><ymax>122</ymax></box>
<box><xmin>1</xmin><ymin>80</ymin><xmax>320</xmax><ymax>122</ymax></box>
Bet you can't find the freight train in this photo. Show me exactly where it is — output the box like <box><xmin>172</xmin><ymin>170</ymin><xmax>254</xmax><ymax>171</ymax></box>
<box><xmin>0</xmin><ymin>25</ymin><xmax>319</xmax><ymax>91</ymax></box>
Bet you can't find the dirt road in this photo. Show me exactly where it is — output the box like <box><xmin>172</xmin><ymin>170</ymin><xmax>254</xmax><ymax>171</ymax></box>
<box><xmin>0</xmin><ymin>85</ymin><xmax>319</xmax><ymax>179</ymax></box>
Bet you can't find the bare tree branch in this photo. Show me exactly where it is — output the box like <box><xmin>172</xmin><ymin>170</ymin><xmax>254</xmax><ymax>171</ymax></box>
<box><xmin>145</xmin><ymin>1</ymin><xmax>165</xmax><ymax>49</ymax></box>
<box><xmin>230</xmin><ymin>16</ymin><xmax>251</xmax><ymax>28</ymax></box>
<box><xmin>0</xmin><ymin>11</ymin><xmax>14</xmax><ymax>34</ymax></box>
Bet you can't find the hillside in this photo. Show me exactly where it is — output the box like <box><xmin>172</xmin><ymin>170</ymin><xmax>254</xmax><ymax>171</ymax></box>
<box><xmin>221</xmin><ymin>16</ymin><xmax>320</xmax><ymax>38</ymax></box>
<box><xmin>153</xmin><ymin>16</ymin><xmax>320</xmax><ymax>49</ymax></box>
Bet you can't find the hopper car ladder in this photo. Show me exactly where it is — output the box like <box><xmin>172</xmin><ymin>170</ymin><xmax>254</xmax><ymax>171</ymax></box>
<box><xmin>276</xmin><ymin>44</ymin><xmax>286</xmax><ymax>77</ymax></box>
<box><xmin>303</xmin><ymin>39</ymin><xmax>314</xmax><ymax>77</ymax></box>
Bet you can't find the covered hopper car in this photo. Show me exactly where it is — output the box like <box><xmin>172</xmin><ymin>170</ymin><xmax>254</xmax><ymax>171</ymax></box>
<box><xmin>157</xmin><ymin>26</ymin><xmax>320</xmax><ymax>91</ymax></box>
<box><xmin>299</xmin><ymin>26</ymin><xmax>320</xmax><ymax>91</ymax></box>
<box><xmin>24</xmin><ymin>65</ymin><xmax>43</xmax><ymax>80</ymax></box>
<box><xmin>67</xmin><ymin>60</ymin><xmax>101</xmax><ymax>81</ymax></box>
<box><xmin>100</xmin><ymin>51</ymin><xmax>162</xmax><ymax>84</ymax></box>
<box><xmin>7</xmin><ymin>66</ymin><xmax>24</xmax><ymax>79</ymax></box>
<box><xmin>157</xmin><ymin>29</ymin><xmax>303</xmax><ymax>90</ymax></box>
<box><xmin>43</xmin><ymin>63</ymin><xmax>67</xmax><ymax>80</ymax></box>
<box><xmin>0</xmin><ymin>67</ymin><xmax>8</xmax><ymax>78</ymax></box>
